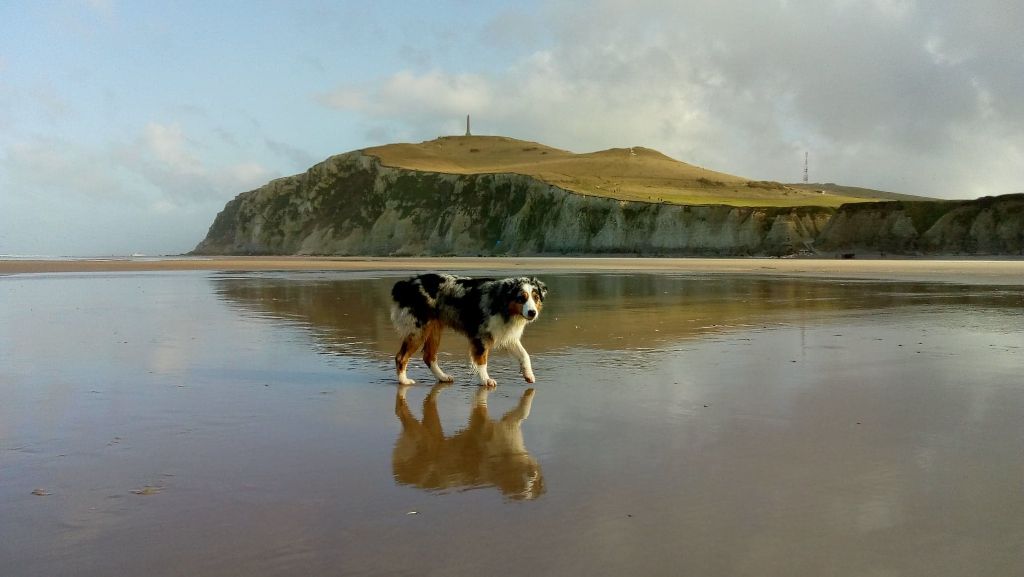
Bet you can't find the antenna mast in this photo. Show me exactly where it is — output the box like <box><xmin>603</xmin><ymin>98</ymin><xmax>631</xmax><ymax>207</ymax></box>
<box><xmin>803</xmin><ymin>151</ymin><xmax>808</xmax><ymax>183</ymax></box>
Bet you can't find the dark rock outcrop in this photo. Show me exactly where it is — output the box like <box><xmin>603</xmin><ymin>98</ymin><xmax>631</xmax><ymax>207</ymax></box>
<box><xmin>817</xmin><ymin>195</ymin><xmax>1024</xmax><ymax>255</ymax></box>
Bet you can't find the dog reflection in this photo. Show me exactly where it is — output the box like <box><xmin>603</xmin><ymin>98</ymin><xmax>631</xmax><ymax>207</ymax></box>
<box><xmin>393</xmin><ymin>384</ymin><xmax>544</xmax><ymax>500</ymax></box>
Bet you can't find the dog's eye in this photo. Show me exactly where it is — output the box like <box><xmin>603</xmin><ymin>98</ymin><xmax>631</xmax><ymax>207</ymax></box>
<box><xmin>516</xmin><ymin>294</ymin><xmax>527</xmax><ymax>303</ymax></box>
<box><xmin>532</xmin><ymin>291</ymin><xmax>541</xmax><ymax>301</ymax></box>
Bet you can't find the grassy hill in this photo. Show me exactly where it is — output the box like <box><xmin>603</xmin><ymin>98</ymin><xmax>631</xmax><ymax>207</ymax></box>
<box><xmin>787</xmin><ymin>182</ymin><xmax>937</xmax><ymax>202</ymax></box>
<box><xmin>364</xmin><ymin>135</ymin><xmax>875</xmax><ymax>208</ymax></box>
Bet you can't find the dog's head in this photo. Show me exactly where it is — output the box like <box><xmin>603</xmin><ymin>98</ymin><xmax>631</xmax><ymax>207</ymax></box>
<box><xmin>505</xmin><ymin>277</ymin><xmax>547</xmax><ymax>322</ymax></box>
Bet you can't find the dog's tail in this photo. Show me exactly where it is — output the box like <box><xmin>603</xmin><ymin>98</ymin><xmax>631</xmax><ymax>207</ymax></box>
<box><xmin>390</xmin><ymin>274</ymin><xmax>443</xmax><ymax>333</ymax></box>
<box><xmin>390</xmin><ymin>278</ymin><xmax>418</xmax><ymax>305</ymax></box>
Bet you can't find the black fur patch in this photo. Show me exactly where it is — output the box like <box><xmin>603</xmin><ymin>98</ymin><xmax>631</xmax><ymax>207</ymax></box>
<box><xmin>391</xmin><ymin>274</ymin><xmax>444</xmax><ymax>327</ymax></box>
<box><xmin>417</xmin><ymin>273</ymin><xmax>446</xmax><ymax>300</ymax></box>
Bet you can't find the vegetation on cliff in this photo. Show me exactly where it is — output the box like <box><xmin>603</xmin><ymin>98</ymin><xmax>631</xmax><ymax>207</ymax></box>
<box><xmin>193</xmin><ymin>150</ymin><xmax>833</xmax><ymax>256</ymax></box>
<box><xmin>193</xmin><ymin>136</ymin><xmax>1022</xmax><ymax>257</ymax></box>
<box><xmin>818</xmin><ymin>195</ymin><xmax>1024</xmax><ymax>255</ymax></box>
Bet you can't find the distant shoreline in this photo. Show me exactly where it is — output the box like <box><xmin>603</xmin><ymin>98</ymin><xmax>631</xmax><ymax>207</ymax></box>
<box><xmin>2</xmin><ymin>256</ymin><xmax>1022</xmax><ymax>285</ymax></box>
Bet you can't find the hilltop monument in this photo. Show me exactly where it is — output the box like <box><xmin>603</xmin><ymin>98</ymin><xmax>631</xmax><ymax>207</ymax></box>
<box><xmin>465</xmin><ymin>114</ymin><xmax>471</xmax><ymax>136</ymax></box>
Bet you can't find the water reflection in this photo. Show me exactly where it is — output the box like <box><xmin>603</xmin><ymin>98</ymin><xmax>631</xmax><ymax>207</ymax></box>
<box><xmin>393</xmin><ymin>384</ymin><xmax>544</xmax><ymax>500</ymax></box>
<box><xmin>213</xmin><ymin>272</ymin><xmax>1023</xmax><ymax>358</ymax></box>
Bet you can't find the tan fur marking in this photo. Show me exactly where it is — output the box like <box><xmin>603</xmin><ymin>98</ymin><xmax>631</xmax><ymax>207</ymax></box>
<box><xmin>471</xmin><ymin>346</ymin><xmax>490</xmax><ymax>367</ymax></box>
<box><xmin>395</xmin><ymin>333</ymin><xmax>425</xmax><ymax>376</ymax></box>
<box><xmin>421</xmin><ymin>321</ymin><xmax>443</xmax><ymax>366</ymax></box>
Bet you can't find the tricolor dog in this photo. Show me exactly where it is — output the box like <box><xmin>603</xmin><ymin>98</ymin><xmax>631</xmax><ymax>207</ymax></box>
<box><xmin>390</xmin><ymin>274</ymin><xmax>547</xmax><ymax>387</ymax></box>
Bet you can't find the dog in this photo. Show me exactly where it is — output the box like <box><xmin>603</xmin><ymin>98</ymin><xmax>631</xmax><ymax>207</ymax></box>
<box><xmin>390</xmin><ymin>273</ymin><xmax>547</xmax><ymax>387</ymax></box>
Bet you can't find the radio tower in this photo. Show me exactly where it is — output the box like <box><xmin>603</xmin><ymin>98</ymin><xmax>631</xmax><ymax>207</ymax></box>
<box><xmin>803</xmin><ymin>152</ymin><xmax>809</xmax><ymax>183</ymax></box>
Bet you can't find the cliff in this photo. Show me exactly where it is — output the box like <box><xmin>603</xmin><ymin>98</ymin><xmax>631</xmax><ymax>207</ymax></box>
<box><xmin>193</xmin><ymin>151</ymin><xmax>833</xmax><ymax>257</ymax></box>
<box><xmin>817</xmin><ymin>195</ymin><xmax>1024</xmax><ymax>255</ymax></box>
<box><xmin>193</xmin><ymin>149</ymin><xmax>1023</xmax><ymax>258</ymax></box>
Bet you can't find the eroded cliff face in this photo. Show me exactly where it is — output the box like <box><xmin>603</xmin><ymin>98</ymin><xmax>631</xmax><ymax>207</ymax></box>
<box><xmin>193</xmin><ymin>152</ymin><xmax>834</xmax><ymax>256</ymax></box>
<box><xmin>193</xmin><ymin>152</ymin><xmax>1023</xmax><ymax>257</ymax></box>
<box><xmin>817</xmin><ymin>195</ymin><xmax>1024</xmax><ymax>255</ymax></box>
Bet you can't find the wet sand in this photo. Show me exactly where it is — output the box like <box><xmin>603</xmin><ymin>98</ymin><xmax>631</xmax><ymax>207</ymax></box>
<box><xmin>2</xmin><ymin>270</ymin><xmax>1022</xmax><ymax>576</ymax></box>
<box><xmin>2</xmin><ymin>255</ymin><xmax>1024</xmax><ymax>285</ymax></box>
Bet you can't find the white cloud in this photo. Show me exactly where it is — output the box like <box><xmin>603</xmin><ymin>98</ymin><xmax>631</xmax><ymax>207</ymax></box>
<box><xmin>0</xmin><ymin>122</ymin><xmax>278</xmax><ymax>255</ymax></box>
<box><xmin>115</xmin><ymin>122</ymin><xmax>276</xmax><ymax>206</ymax></box>
<box><xmin>318</xmin><ymin>48</ymin><xmax>717</xmax><ymax>161</ymax></box>
<box><xmin>320</xmin><ymin>70</ymin><xmax>494</xmax><ymax>118</ymax></box>
<box><xmin>1</xmin><ymin>137</ymin><xmax>130</xmax><ymax>201</ymax></box>
<box><xmin>221</xmin><ymin>161</ymin><xmax>275</xmax><ymax>190</ymax></box>
<box><xmin>141</xmin><ymin>122</ymin><xmax>204</xmax><ymax>177</ymax></box>
<box><xmin>316</xmin><ymin>87</ymin><xmax>368</xmax><ymax>111</ymax></box>
<box><xmin>264</xmin><ymin>138</ymin><xmax>318</xmax><ymax>170</ymax></box>
<box><xmin>2</xmin><ymin>123</ymin><xmax>275</xmax><ymax>206</ymax></box>
<box><xmin>316</xmin><ymin>0</ymin><xmax>1024</xmax><ymax>197</ymax></box>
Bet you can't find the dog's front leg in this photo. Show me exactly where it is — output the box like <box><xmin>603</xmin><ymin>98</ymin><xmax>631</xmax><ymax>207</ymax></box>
<box><xmin>510</xmin><ymin>341</ymin><xmax>536</xmax><ymax>383</ymax></box>
<box><xmin>470</xmin><ymin>338</ymin><xmax>497</xmax><ymax>387</ymax></box>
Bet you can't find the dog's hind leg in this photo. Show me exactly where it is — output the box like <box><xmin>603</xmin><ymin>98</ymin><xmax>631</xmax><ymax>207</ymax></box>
<box><xmin>422</xmin><ymin>321</ymin><xmax>454</xmax><ymax>383</ymax></box>
<box><xmin>470</xmin><ymin>338</ymin><xmax>496</xmax><ymax>388</ymax></box>
<box><xmin>395</xmin><ymin>331</ymin><xmax>425</xmax><ymax>385</ymax></box>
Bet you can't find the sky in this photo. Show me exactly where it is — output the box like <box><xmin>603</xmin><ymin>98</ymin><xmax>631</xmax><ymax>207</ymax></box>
<box><xmin>1</xmin><ymin>0</ymin><xmax>1022</xmax><ymax>256</ymax></box>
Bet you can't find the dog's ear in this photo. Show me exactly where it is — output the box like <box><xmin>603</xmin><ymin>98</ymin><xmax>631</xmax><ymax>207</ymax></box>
<box><xmin>531</xmin><ymin>278</ymin><xmax>548</xmax><ymax>301</ymax></box>
<box><xmin>500</xmin><ymin>280</ymin><xmax>521</xmax><ymax>304</ymax></box>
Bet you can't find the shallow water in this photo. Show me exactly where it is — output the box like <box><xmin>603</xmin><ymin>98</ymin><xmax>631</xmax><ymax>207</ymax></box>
<box><xmin>2</xmin><ymin>271</ymin><xmax>1022</xmax><ymax>576</ymax></box>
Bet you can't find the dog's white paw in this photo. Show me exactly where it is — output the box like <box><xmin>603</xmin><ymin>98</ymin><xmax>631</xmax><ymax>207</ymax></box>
<box><xmin>437</xmin><ymin>373</ymin><xmax>455</xmax><ymax>383</ymax></box>
<box><xmin>523</xmin><ymin>372</ymin><xmax>536</xmax><ymax>384</ymax></box>
<box><xmin>482</xmin><ymin>378</ymin><xmax>497</xmax><ymax>388</ymax></box>
<box><xmin>398</xmin><ymin>376</ymin><xmax>416</xmax><ymax>385</ymax></box>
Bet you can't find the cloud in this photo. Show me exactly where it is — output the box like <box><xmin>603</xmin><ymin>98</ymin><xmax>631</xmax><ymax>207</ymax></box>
<box><xmin>115</xmin><ymin>122</ymin><xmax>276</xmax><ymax>206</ymax></box>
<box><xmin>142</xmin><ymin>122</ymin><xmax>205</xmax><ymax>177</ymax></box>
<box><xmin>1</xmin><ymin>137</ymin><xmax>130</xmax><ymax>202</ymax></box>
<box><xmin>318</xmin><ymin>50</ymin><xmax>716</xmax><ymax>156</ymax></box>
<box><xmin>264</xmin><ymin>138</ymin><xmax>319</xmax><ymax>170</ymax></box>
<box><xmin>316</xmin><ymin>87</ymin><xmax>368</xmax><ymax>111</ymax></box>
<box><xmin>0</xmin><ymin>122</ymin><xmax>278</xmax><ymax>255</ymax></box>
<box><xmin>320</xmin><ymin>70</ymin><xmax>494</xmax><ymax>118</ymax></box>
<box><xmin>316</xmin><ymin>0</ymin><xmax>1024</xmax><ymax>197</ymax></box>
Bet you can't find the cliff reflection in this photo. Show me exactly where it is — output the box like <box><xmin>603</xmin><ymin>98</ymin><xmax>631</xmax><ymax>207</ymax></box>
<box><xmin>212</xmin><ymin>273</ymin><xmax>1020</xmax><ymax>359</ymax></box>
<box><xmin>393</xmin><ymin>384</ymin><xmax>544</xmax><ymax>500</ymax></box>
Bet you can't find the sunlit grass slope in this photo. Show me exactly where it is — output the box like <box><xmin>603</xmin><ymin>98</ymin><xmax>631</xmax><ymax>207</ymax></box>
<box><xmin>364</xmin><ymin>135</ymin><xmax>874</xmax><ymax>208</ymax></box>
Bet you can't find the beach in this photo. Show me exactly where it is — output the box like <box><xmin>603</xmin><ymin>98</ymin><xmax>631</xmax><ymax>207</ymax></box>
<box><xmin>2</xmin><ymin>255</ymin><xmax>1023</xmax><ymax>285</ymax></box>
<box><xmin>2</xmin><ymin>261</ymin><xmax>1022</xmax><ymax>576</ymax></box>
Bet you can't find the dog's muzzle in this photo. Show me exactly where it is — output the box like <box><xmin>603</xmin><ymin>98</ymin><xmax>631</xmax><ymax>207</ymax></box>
<box><xmin>525</xmin><ymin>310</ymin><xmax>537</xmax><ymax>320</ymax></box>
